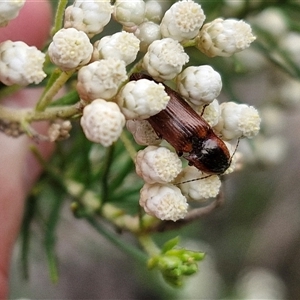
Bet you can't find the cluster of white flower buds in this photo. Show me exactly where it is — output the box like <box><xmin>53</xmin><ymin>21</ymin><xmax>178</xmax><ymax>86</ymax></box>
<box><xmin>0</xmin><ymin>0</ymin><xmax>260</xmax><ymax>222</ymax></box>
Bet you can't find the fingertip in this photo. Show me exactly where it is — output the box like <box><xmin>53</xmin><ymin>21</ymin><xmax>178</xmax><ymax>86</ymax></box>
<box><xmin>0</xmin><ymin>0</ymin><xmax>52</xmax><ymax>49</ymax></box>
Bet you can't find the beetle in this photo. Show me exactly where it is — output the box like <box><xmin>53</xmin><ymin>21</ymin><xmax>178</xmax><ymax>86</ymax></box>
<box><xmin>130</xmin><ymin>73</ymin><xmax>231</xmax><ymax>175</ymax></box>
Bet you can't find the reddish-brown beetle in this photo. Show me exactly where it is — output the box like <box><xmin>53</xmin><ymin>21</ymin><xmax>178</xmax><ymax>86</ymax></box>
<box><xmin>130</xmin><ymin>73</ymin><xmax>231</xmax><ymax>175</ymax></box>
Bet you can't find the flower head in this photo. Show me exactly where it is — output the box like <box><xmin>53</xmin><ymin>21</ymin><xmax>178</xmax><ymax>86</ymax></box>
<box><xmin>116</xmin><ymin>78</ymin><xmax>170</xmax><ymax>119</ymax></box>
<box><xmin>77</xmin><ymin>58</ymin><xmax>127</xmax><ymax>102</ymax></box>
<box><xmin>142</xmin><ymin>38</ymin><xmax>189</xmax><ymax>81</ymax></box>
<box><xmin>94</xmin><ymin>31</ymin><xmax>140</xmax><ymax>65</ymax></box>
<box><xmin>196</xmin><ymin>18</ymin><xmax>256</xmax><ymax>57</ymax></box>
<box><xmin>48</xmin><ymin>120</ymin><xmax>72</xmax><ymax>142</ymax></box>
<box><xmin>214</xmin><ymin>102</ymin><xmax>261</xmax><ymax>140</ymax></box>
<box><xmin>175</xmin><ymin>166</ymin><xmax>221</xmax><ymax>201</ymax></box>
<box><xmin>48</xmin><ymin>28</ymin><xmax>93</xmax><ymax>71</ymax></box>
<box><xmin>177</xmin><ymin>65</ymin><xmax>222</xmax><ymax>106</ymax></box>
<box><xmin>80</xmin><ymin>99</ymin><xmax>125</xmax><ymax>147</ymax></box>
<box><xmin>0</xmin><ymin>40</ymin><xmax>46</xmax><ymax>86</ymax></box>
<box><xmin>200</xmin><ymin>99</ymin><xmax>220</xmax><ymax>127</ymax></box>
<box><xmin>135</xmin><ymin>146</ymin><xmax>182</xmax><ymax>184</ymax></box>
<box><xmin>140</xmin><ymin>183</ymin><xmax>188</xmax><ymax>221</ymax></box>
<box><xmin>0</xmin><ymin>0</ymin><xmax>25</xmax><ymax>27</ymax></box>
<box><xmin>64</xmin><ymin>0</ymin><xmax>112</xmax><ymax>37</ymax></box>
<box><xmin>160</xmin><ymin>0</ymin><xmax>205</xmax><ymax>41</ymax></box>
<box><xmin>113</xmin><ymin>0</ymin><xmax>145</xmax><ymax>28</ymax></box>
<box><xmin>134</xmin><ymin>21</ymin><xmax>162</xmax><ymax>52</ymax></box>
<box><xmin>145</xmin><ymin>0</ymin><xmax>163</xmax><ymax>23</ymax></box>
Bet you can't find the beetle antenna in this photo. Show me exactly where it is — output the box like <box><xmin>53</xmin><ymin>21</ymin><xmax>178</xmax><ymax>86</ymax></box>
<box><xmin>175</xmin><ymin>174</ymin><xmax>212</xmax><ymax>185</ymax></box>
<box><xmin>228</xmin><ymin>138</ymin><xmax>240</xmax><ymax>166</ymax></box>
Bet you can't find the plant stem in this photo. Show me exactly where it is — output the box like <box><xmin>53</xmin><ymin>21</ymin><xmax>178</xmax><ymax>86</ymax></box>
<box><xmin>87</xmin><ymin>217</ymin><xmax>148</xmax><ymax>263</ymax></box>
<box><xmin>35</xmin><ymin>70</ymin><xmax>75</xmax><ymax>111</ymax></box>
<box><xmin>138</xmin><ymin>234</ymin><xmax>161</xmax><ymax>257</ymax></box>
<box><xmin>120</xmin><ymin>131</ymin><xmax>137</xmax><ymax>161</ymax></box>
<box><xmin>0</xmin><ymin>103</ymin><xmax>81</xmax><ymax>123</ymax></box>
<box><xmin>51</xmin><ymin>0</ymin><xmax>69</xmax><ymax>36</ymax></box>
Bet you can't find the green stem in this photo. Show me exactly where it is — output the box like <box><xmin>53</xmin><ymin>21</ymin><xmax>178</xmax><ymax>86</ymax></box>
<box><xmin>45</xmin><ymin>194</ymin><xmax>63</xmax><ymax>283</ymax></box>
<box><xmin>51</xmin><ymin>0</ymin><xmax>69</xmax><ymax>36</ymax></box>
<box><xmin>120</xmin><ymin>131</ymin><xmax>137</xmax><ymax>161</ymax></box>
<box><xmin>87</xmin><ymin>217</ymin><xmax>147</xmax><ymax>264</ymax></box>
<box><xmin>181</xmin><ymin>39</ymin><xmax>196</xmax><ymax>48</ymax></box>
<box><xmin>101</xmin><ymin>145</ymin><xmax>115</xmax><ymax>203</ymax></box>
<box><xmin>0</xmin><ymin>103</ymin><xmax>81</xmax><ymax>123</ymax></box>
<box><xmin>127</xmin><ymin>60</ymin><xmax>143</xmax><ymax>77</ymax></box>
<box><xmin>138</xmin><ymin>234</ymin><xmax>161</xmax><ymax>257</ymax></box>
<box><xmin>35</xmin><ymin>70</ymin><xmax>75</xmax><ymax>111</ymax></box>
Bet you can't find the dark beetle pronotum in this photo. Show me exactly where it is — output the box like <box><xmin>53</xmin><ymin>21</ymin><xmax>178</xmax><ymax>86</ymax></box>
<box><xmin>130</xmin><ymin>73</ymin><xmax>231</xmax><ymax>175</ymax></box>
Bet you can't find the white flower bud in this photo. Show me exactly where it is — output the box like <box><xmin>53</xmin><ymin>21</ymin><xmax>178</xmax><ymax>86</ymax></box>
<box><xmin>0</xmin><ymin>40</ymin><xmax>46</xmax><ymax>86</ymax></box>
<box><xmin>64</xmin><ymin>0</ymin><xmax>112</xmax><ymax>37</ymax></box>
<box><xmin>135</xmin><ymin>146</ymin><xmax>182</xmax><ymax>184</ymax></box>
<box><xmin>77</xmin><ymin>59</ymin><xmax>127</xmax><ymax>102</ymax></box>
<box><xmin>177</xmin><ymin>65</ymin><xmax>222</xmax><ymax>106</ymax></box>
<box><xmin>139</xmin><ymin>183</ymin><xmax>188</xmax><ymax>221</ymax></box>
<box><xmin>113</xmin><ymin>0</ymin><xmax>145</xmax><ymax>27</ymax></box>
<box><xmin>95</xmin><ymin>32</ymin><xmax>140</xmax><ymax>65</ymax></box>
<box><xmin>145</xmin><ymin>0</ymin><xmax>163</xmax><ymax>23</ymax></box>
<box><xmin>160</xmin><ymin>0</ymin><xmax>205</xmax><ymax>42</ymax></box>
<box><xmin>175</xmin><ymin>166</ymin><xmax>221</xmax><ymax>201</ymax></box>
<box><xmin>48</xmin><ymin>120</ymin><xmax>72</xmax><ymax>142</ymax></box>
<box><xmin>116</xmin><ymin>79</ymin><xmax>170</xmax><ymax>119</ymax></box>
<box><xmin>214</xmin><ymin>102</ymin><xmax>261</xmax><ymax>140</ymax></box>
<box><xmin>126</xmin><ymin>119</ymin><xmax>161</xmax><ymax>146</ymax></box>
<box><xmin>134</xmin><ymin>21</ymin><xmax>161</xmax><ymax>52</ymax></box>
<box><xmin>48</xmin><ymin>28</ymin><xmax>93</xmax><ymax>71</ymax></box>
<box><xmin>142</xmin><ymin>38</ymin><xmax>189</xmax><ymax>81</ymax></box>
<box><xmin>80</xmin><ymin>99</ymin><xmax>125</xmax><ymax>146</ymax></box>
<box><xmin>0</xmin><ymin>0</ymin><xmax>25</xmax><ymax>27</ymax></box>
<box><xmin>199</xmin><ymin>99</ymin><xmax>221</xmax><ymax>127</ymax></box>
<box><xmin>196</xmin><ymin>18</ymin><xmax>256</xmax><ymax>57</ymax></box>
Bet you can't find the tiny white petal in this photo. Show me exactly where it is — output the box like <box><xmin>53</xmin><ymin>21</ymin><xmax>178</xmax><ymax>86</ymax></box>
<box><xmin>196</xmin><ymin>18</ymin><xmax>256</xmax><ymax>57</ymax></box>
<box><xmin>77</xmin><ymin>58</ymin><xmax>127</xmax><ymax>102</ymax></box>
<box><xmin>117</xmin><ymin>79</ymin><xmax>170</xmax><ymax>119</ymax></box>
<box><xmin>160</xmin><ymin>0</ymin><xmax>206</xmax><ymax>41</ymax></box>
<box><xmin>177</xmin><ymin>65</ymin><xmax>222</xmax><ymax>106</ymax></box>
<box><xmin>142</xmin><ymin>38</ymin><xmax>189</xmax><ymax>81</ymax></box>
<box><xmin>80</xmin><ymin>99</ymin><xmax>125</xmax><ymax>147</ymax></box>
<box><xmin>135</xmin><ymin>146</ymin><xmax>182</xmax><ymax>184</ymax></box>
<box><xmin>126</xmin><ymin>119</ymin><xmax>161</xmax><ymax>146</ymax></box>
<box><xmin>0</xmin><ymin>40</ymin><xmax>46</xmax><ymax>86</ymax></box>
<box><xmin>48</xmin><ymin>28</ymin><xmax>93</xmax><ymax>71</ymax></box>
<box><xmin>139</xmin><ymin>183</ymin><xmax>188</xmax><ymax>221</ymax></box>
<box><xmin>64</xmin><ymin>0</ymin><xmax>112</xmax><ymax>37</ymax></box>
